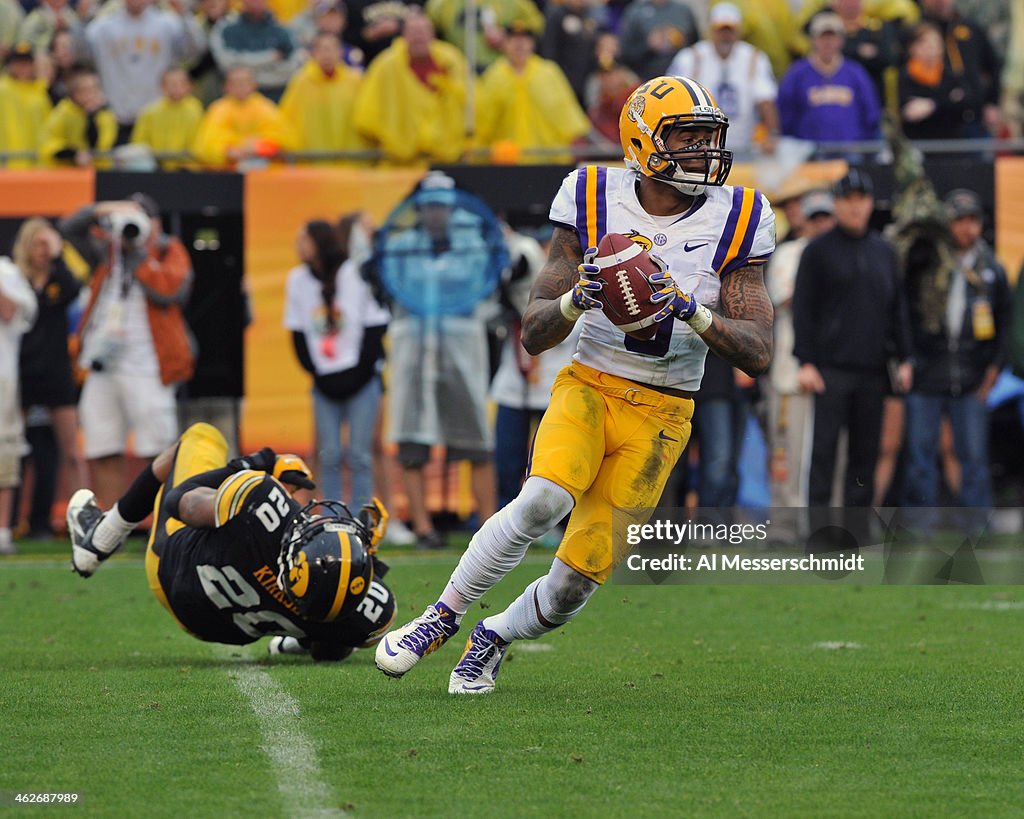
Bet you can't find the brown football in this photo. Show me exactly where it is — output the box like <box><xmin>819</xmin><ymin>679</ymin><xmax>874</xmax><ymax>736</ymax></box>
<box><xmin>591</xmin><ymin>232</ymin><xmax>663</xmax><ymax>340</ymax></box>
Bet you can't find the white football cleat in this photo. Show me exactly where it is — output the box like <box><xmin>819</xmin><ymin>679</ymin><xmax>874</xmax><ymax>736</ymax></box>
<box><xmin>374</xmin><ymin>602</ymin><xmax>460</xmax><ymax>678</ymax></box>
<box><xmin>448</xmin><ymin>622</ymin><xmax>509</xmax><ymax>695</ymax></box>
<box><xmin>67</xmin><ymin>489</ymin><xmax>111</xmax><ymax>578</ymax></box>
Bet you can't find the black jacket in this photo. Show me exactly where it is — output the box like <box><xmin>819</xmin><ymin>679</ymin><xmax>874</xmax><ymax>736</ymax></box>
<box><xmin>905</xmin><ymin>240</ymin><xmax>1011</xmax><ymax>396</ymax></box>
<box><xmin>792</xmin><ymin>225</ymin><xmax>913</xmax><ymax>373</ymax></box>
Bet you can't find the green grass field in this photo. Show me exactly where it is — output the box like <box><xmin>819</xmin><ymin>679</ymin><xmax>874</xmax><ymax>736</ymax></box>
<box><xmin>3</xmin><ymin>538</ymin><xmax>1024</xmax><ymax>818</ymax></box>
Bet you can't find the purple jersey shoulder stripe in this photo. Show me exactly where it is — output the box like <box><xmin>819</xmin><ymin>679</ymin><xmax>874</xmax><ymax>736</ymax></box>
<box><xmin>721</xmin><ymin>190</ymin><xmax>765</xmax><ymax>276</ymax></box>
<box><xmin>596</xmin><ymin>165</ymin><xmax>608</xmax><ymax>241</ymax></box>
<box><xmin>711</xmin><ymin>187</ymin><xmax>745</xmax><ymax>272</ymax></box>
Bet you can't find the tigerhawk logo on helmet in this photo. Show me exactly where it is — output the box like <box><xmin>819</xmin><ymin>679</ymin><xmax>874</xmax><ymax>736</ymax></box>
<box><xmin>277</xmin><ymin>499</ymin><xmax>376</xmax><ymax>623</ymax></box>
<box><xmin>619</xmin><ymin>76</ymin><xmax>733</xmax><ymax>197</ymax></box>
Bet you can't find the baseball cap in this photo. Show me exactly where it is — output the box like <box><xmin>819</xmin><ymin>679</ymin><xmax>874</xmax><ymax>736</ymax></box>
<box><xmin>801</xmin><ymin>190</ymin><xmax>835</xmax><ymax>219</ymax></box>
<box><xmin>944</xmin><ymin>188</ymin><xmax>983</xmax><ymax>220</ymax></box>
<box><xmin>504</xmin><ymin>19</ymin><xmax>538</xmax><ymax>37</ymax></box>
<box><xmin>809</xmin><ymin>12</ymin><xmax>845</xmax><ymax>37</ymax></box>
<box><xmin>832</xmin><ymin>167</ymin><xmax>874</xmax><ymax>198</ymax></box>
<box><xmin>710</xmin><ymin>3</ymin><xmax>742</xmax><ymax>30</ymax></box>
<box><xmin>6</xmin><ymin>41</ymin><xmax>33</xmax><ymax>63</ymax></box>
<box><xmin>418</xmin><ymin>170</ymin><xmax>457</xmax><ymax>206</ymax></box>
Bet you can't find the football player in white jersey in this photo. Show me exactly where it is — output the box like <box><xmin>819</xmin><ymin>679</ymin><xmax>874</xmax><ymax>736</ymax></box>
<box><xmin>376</xmin><ymin>76</ymin><xmax>776</xmax><ymax>694</ymax></box>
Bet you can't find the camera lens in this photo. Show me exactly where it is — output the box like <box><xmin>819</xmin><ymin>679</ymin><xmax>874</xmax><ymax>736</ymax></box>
<box><xmin>122</xmin><ymin>222</ymin><xmax>141</xmax><ymax>240</ymax></box>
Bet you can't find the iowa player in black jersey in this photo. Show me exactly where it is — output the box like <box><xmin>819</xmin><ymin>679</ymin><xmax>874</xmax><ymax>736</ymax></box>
<box><xmin>67</xmin><ymin>423</ymin><xmax>396</xmax><ymax>662</ymax></box>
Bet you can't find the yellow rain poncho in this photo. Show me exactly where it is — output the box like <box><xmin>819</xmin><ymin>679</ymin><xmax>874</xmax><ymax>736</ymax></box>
<box><xmin>353</xmin><ymin>37</ymin><xmax>468</xmax><ymax>165</ymax></box>
<box><xmin>475</xmin><ymin>54</ymin><xmax>590</xmax><ymax>164</ymax></box>
<box><xmin>0</xmin><ymin>75</ymin><xmax>51</xmax><ymax>168</ymax></box>
<box><xmin>39</xmin><ymin>99</ymin><xmax>118</xmax><ymax>167</ymax></box>
<box><xmin>131</xmin><ymin>95</ymin><xmax>204</xmax><ymax>168</ymax></box>
<box><xmin>193</xmin><ymin>92</ymin><xmax>297</xmax><ymax>166</ymax></box>
<box><xmin>279</xmin><ymin>60</ymin><xmax>367</xmax><ymax>159</ymax></box>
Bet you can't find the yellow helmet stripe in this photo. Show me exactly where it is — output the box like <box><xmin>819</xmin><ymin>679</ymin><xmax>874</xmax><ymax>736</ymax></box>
<box><xmin>325</xmin><ymin>531</ymin><xmax>353</xmax><ymax>621</ymax></box>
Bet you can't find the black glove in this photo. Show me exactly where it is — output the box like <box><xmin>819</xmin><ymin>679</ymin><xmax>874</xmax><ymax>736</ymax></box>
<box><xmin>228</xmin><ymin>447</ymin><xmax>277</xmax><ymax>473</ymax></box>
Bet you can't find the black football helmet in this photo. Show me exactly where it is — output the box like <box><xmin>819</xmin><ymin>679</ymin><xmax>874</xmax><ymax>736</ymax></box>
<box><xmin>277</xmin><ymin>500</ymin><xmax>374</xmax><ymax>623</ymax></box>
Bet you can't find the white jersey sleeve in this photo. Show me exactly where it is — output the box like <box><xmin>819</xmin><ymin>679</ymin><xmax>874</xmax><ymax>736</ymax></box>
<box><xmin>549</xmin><ymin>169</ymin><xmax>584</xmax><ymax>243</ymax></box>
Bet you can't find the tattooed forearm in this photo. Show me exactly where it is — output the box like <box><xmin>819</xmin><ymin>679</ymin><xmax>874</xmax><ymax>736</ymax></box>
<box><xmin>700</xmin><ymin>264</ymin><xmax>774</xmax><ymax>376</ymax></box>
<box><xmin>521</xmin><ymin>226</ymin><xmax>585</xmax><ymax>355</ymax></box>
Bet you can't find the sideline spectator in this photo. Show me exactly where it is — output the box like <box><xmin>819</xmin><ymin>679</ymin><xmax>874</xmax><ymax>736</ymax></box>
<box><xmin>380</xmin><ymin>172</ymin><xmax>499</xmax><ymax>548</ymax></box>
<box><xmin>666</xmin><ymin>3</ymin><xmax>779</xmax><ymax>158</ymax></box>
<box><xmin>474</xmin><ymin>22</ymin><xmax>590</xmax><ymax>164</ymax></box>
<box><xmin>490</xmin><ymin>225</ymin><xmax>581</xmax><ymax>511</ymax></box>
<box><xmin>14</xmin><ymin>218</ymin><xmax>87</xmax><ymax>540</ymax></box>
<box><xmin>902</xmin><ymin>189</ymin><xmax>1011</xmax><ymax>524</ymax></box>
<box><xmin>919</xmin><ymin>0</ymin><xmax>1001</xmax><ymax>136</ymax></box>
<box><xmin>426</xmin><ymin>0</ymin><xmax>543</xmax><ymax>74</ymax></box>
<box><xmin>131</xmin><ymin>66</ymin><xmax>204</xmax><ymax>167</ymax></box>
<box><xmin>193</xmin><ymin>64</ymin><xmax>296</xmax><ymax>166</ymax></box>
<box><xmin>39</xmin><ymin>67</ymin><xmax>118</xmax><ymax>166</ymax></box>
<box><xmin>85</xmin><ymin>0</ymin><xmax>203</xmax><ymax>143</ymax></box>
<box><xmin>766</xmin><ymin>189</ymin><xmax>835</xmax><ymax>509</ymax></box>
<box><xmin>0</xmin><ymin>256</ymin><xmax>37</xmax><ymax>556</ymax></box>
<box><xmin>792</xmin><ymin>169</ymin><xmax>912</xmax><ymax>506</ymax></box>
<box><xmin>694</xmin><ymin>352</ymin><xmax>756</xmax><ymax>508</ymax></box>
<box><xmin>0</xmin><ymin>41</ymin><xmax>52</xmax><ymax>168</ymax></box>
<box><xmin>898</xmin><ymin>21</ymin><xmax>980</xmax><ymax>141</ymax></box>
<box><xmin>538</xmin><ymin>0</ymin><xmax>602</xmax><ymax>105</ymax></box>
<box><xmin>210</xmin><ymin>0</ymin><xmax>300</xmax><ymax>102</ymax></box>
<box><xmin>777</xmin><ymin>11</ymin><xmax>881</xmax><ymax>145</ymax></box>
<box><xmin>60</xmin><ymin>195</ymin><xmax>193</xmax><ymax>508</ymax></box>
<box><xmin>618</xmin><ymin>0</ymin><xmax>699</xmax><ymax>81</ymax></box>
<box><xmin>352</xmin><ymin>10</ymin><xmax>467</xmax><ymax>165</ymax></box>
<box><xmin>284</xmin><ymin>218</ymin><xmax>389</xmax><ymax>510</ymax></box>
<box><xmin>279</xmin><ymin>31</ymin><xmax>365</xmax><ymax>157</ymax></box>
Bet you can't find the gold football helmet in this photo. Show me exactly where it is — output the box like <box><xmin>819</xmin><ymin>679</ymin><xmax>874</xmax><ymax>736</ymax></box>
<box><xmin>619</xmin><ymin>76</ymin><xmax>733</xmax><ymax>196</ymax></box>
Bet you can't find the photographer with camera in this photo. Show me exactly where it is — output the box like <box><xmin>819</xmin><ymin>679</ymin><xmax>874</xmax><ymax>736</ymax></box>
<box><xmin>60</xmin><ymin>194</ymin><xmax>194</xmax><ymax>508</ymax></box>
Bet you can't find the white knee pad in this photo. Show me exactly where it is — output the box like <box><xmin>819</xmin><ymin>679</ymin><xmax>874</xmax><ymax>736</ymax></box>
<box><xmin>535</xmin><ymin>557</ymin><xmax>598</xmax><ymax>626</ymax></box>
<box><xmin>507</xmin><ymin>476</ymin><xmax>574</xmax><ymax>539</ymax></box>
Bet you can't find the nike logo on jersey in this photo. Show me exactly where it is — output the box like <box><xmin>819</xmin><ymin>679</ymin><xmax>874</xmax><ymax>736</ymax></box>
<box><xmin>659</xmin><ymin>430</ymin><xmax>678</xmax><ymax>442</ymax></box>
<box><xmin>383</xmin><ymin>637</ymin><xmax>399</xmax><ymax>657</ymax></box>
<box><xmin>683</xmin><ymin>241</ymin><xmax>709</xmax><ymax>252</ymax></box>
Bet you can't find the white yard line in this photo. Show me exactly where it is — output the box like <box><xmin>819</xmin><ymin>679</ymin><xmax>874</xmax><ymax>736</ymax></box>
<box><xmin>213</xmin><ymin>646</ymin><xmax>345</xmax><ymax>819</ymax></box>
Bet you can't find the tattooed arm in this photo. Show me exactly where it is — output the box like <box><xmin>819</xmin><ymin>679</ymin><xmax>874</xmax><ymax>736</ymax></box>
<box><xmin>521</xmin><ymin>226</ymin><xmax>586</xmax><ymax>355</ymax></box>
<box><xmin>700</xmin><ymin>264</ymin><xmax>774</xmax><ymax>377</ymax></box>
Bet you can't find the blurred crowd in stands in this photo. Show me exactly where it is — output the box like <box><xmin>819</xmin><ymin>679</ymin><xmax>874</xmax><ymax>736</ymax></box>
<box><xmin>0</xmin><ymin>0</ymin><xmax>1022</xmax><ymax>167</ymax></box>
